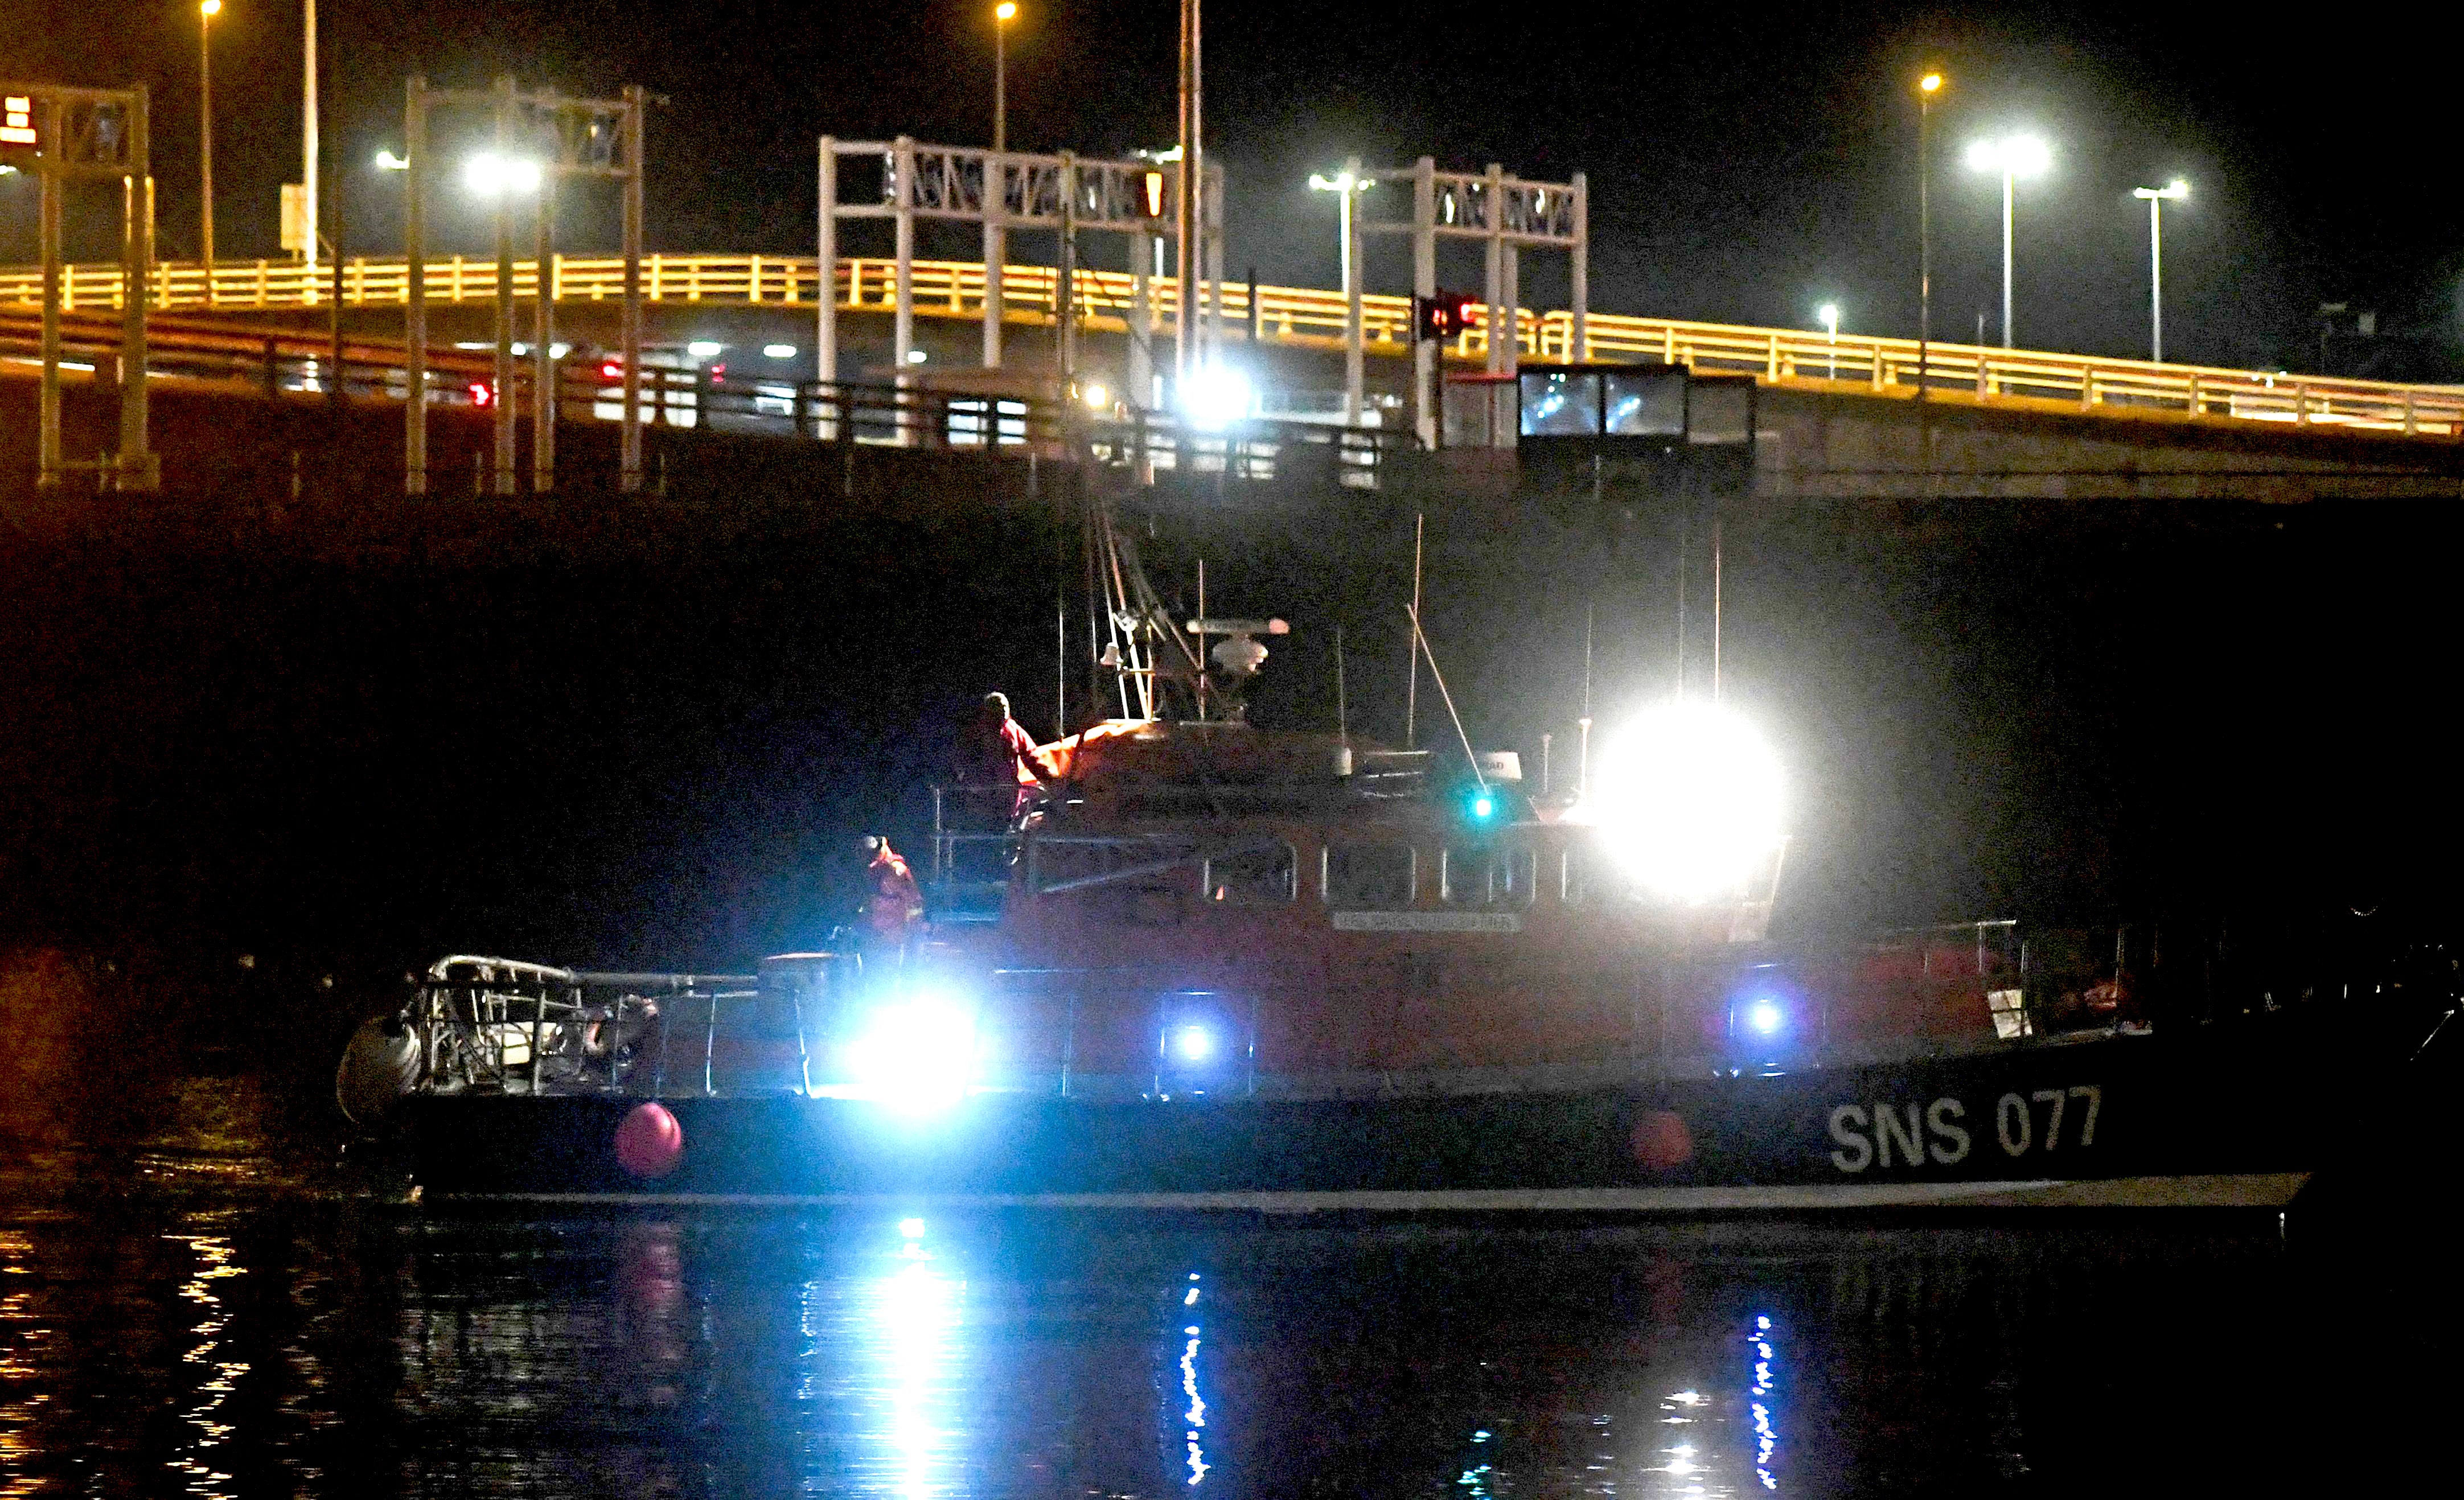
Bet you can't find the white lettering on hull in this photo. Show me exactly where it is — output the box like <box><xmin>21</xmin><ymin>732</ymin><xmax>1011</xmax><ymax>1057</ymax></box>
<box><xmin>1829</xmin><ymin>1087</ymin><xmax>2097</xmax><ymax>1173</ymax></box>
<box><xmin>1331</xmin><ymin>911</ymin><xmax>1523</xmax><ymax>934</ymax></box>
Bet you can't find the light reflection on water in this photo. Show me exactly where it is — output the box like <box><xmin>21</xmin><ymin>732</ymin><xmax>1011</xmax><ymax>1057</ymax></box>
<box><xmin>0</xmin><ymin>1198</ymin><xmax>2380</xmax><ymax>1498</ymax></box>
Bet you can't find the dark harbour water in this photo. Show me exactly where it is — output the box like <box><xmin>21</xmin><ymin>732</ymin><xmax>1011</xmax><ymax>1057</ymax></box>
<box><xmin>0</xmin><ymin>1068</ymin><xmax>2408</xmax><ymax>1499</ymax></box>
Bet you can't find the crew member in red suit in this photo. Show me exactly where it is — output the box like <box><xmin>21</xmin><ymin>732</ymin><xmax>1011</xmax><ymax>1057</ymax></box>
<box><xmin>857</xmin><ymin>835</ymin><xmax>922</xmax><ymax>968</ymax></box>
<box><xmin>955</xmin><ymin>691</ymin><xmax>1048</xmax><ymax>824</ymax></box>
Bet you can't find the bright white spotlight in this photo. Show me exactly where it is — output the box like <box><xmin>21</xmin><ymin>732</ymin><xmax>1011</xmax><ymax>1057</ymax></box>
<box><xmin>898</xmin><ymin>1217</ymin><xmax>926</xmax><ymax>1239</ymax></box>
<box><xmin>763</xmin><ymin>343</ymin><xmax>798</xmax><ymax>359</ymax></box>
<box><xmin>1748</xmin><ymin>999</ymin><xmax>1784</xmax><ymax>1035</ymax></box>
<box><xmin>1966</xmin><ymin>135</ymin><xmax>2051</xmax><ymax>179</ymax></box>
<box><xmin>1082</xmin><ymin>381</ymin><xmax>1109</xmax><ymax>410</ymax></box>
<box><xmin>687</xmin><ymin>340</ymin><xmax>724</xmax><ymax>358</ymax></box>
<box><xmin>1174</xmin><ymin>1025</ymin><xmax>1214</xmax><ymax>1062</ymax></box>
<box><xmin>1584</xmin><ymin>701</ymin><xmax>1784</xmax><ymax>903</ymax></box>
<box><xmin>848</xmin><ymin>993</ymin><xmax>977</xmax><ymax>1112</ymax></box>
<box><xmin>463</xmin><ymin>153</ymin><xmax>542</xmax><ymax>196</ymax></box>
<box><xmin>1180</xmin><ymin>364</ymin><xmax>1253</xmax><ymax>430</ymax></box>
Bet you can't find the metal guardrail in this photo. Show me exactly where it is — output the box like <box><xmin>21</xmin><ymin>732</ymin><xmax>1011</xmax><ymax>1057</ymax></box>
<box><xmin>9</xmin><ymin>252</ymin><xmax>2462</xmax><ymax>439</ymax></box>
<box><xmin>0</xmin><ymin>306</ymin><xmax>1410</xmax><ymax>488</ymax></box>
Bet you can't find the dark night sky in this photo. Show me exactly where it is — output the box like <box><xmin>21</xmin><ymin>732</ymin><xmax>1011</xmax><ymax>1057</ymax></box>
<box><xmin>6</xmin><ymin>2</ymin><xmax>2462</xmax><ymax>375</ymax></box>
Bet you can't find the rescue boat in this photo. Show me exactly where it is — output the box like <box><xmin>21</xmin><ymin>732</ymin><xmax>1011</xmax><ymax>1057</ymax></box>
<box><xmin>344</xmin><ymin>513</ymin><xmax>2447</xmax><ymax>1212</ymax></box>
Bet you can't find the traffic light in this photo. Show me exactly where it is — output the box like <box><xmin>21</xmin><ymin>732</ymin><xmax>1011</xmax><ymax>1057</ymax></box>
<box><xmin>1138</xmin><ymin>169</ymin><xmax>1168</xmax><ymax>220</ymax></box>
<box><xmin>1414</xmin><ymin>290</ymin><xmax>1477</xmax><ymax>342</ymax></box>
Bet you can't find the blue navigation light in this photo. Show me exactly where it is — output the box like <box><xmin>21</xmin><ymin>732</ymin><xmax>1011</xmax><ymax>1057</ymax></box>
<box><xmin>899</xmin><ymin>1217</ymin><xmax>925</xmax><ymax>1240</ymax></box>
<box><xmin>1175</xmin><ymin>1025</ymin><xmax>1214</xmax><ymax>1062</ymax></box>
<box><xmin>1748</xmin><ymin>999</ymin><xmax>1785</xmax><ymax>1035</ymax></box>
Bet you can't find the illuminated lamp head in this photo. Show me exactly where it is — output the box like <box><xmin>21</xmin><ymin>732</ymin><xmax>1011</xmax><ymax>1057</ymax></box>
<box><xmin>1584</xmin><ymin>701</ymin><xmax>1784</xmax><ymax>903</ymax></box>
<box><xmin>1174</xmin><ymin>1025</ymin><xmax>1214</xmax><ymax>1062</ymax></box>
<box><xmin>848</xmin><ymin>991</ymin><xmax>978</xmax><ymax>1113</ymax></box>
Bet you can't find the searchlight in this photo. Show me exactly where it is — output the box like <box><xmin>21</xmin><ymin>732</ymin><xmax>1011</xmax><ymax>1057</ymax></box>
<box><xmin>1180</xmin><ymin>365</ymin><xmax>1254</xmax><ymax>430</ymax></box>
<box><xmin>1585</xmin><ymin>701</ymin><xmax>1784</xmax><ymax>903</ymax></box>
<box><xmin>848</xmin><ymin>992</ymin><xmax>978</xmax><ymax>1113</ymax></box>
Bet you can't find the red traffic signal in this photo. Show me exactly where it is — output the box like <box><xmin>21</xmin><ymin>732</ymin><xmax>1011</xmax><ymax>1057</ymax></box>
<box><xmin>1414</xmin><ymin>290</ymin><xmax>1478</xmax><ymax>342</ymax></box>
<box><xmin>468</xmin><ymin>380</ymin><xmax>494</xmax><ymax>407</ymax></box>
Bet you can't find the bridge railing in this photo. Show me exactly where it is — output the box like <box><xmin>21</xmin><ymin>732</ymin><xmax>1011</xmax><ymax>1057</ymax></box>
<box><xmin>0</xmin><ymin>306</ymin><xmax>1410</xmax><ymax>490</ymax></box>
<box><xmin>8</xmin><ymin>253</ymin><xmax>2461</xmax><ymax>439</ymax></box>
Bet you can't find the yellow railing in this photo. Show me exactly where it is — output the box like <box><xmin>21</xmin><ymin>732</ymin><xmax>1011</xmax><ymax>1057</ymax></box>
<box><xmin>6</xmin><ymin>253</ymin><xmax>2461</xmax><ymax>437</ymax></box>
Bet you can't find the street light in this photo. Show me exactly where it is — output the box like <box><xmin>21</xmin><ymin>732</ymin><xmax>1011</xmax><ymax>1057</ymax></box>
<box><xmin>1916</xmin><ymin>71</ymin><xmax>1942</xmax><ymax>393</ymax></box>
<box><xmin>463</xmin><ymin>153</ymin><xmax>542</xmax><ymax>196</ymax></box>
<box><xmin>2133</xmin><ymin>178</ymin><xmax>2189</xmax><ymax>364</ymax></box>
<box><xmin>199</xmin><ymin>0</ymin><xmax>221</xmax><ymax>277</ymax></box>
<box><xmin>993</xmin><ymin>3</ymin><xmax>1016</xmax><ymax>154</ymax></box>
<box><xmin>1965</xmin><ymin>133</ymin><xmax>2051</xmax><ymax>349</ymax></box>
<box><xmin>1817</xmin><ymin>301</ymin><xmax>1840</xmax><ymax>379</ymax></box>
<box><xmin>1308</xmin><ymin>169</ymin><xmax>1375</xmax><ymax>297</ymax></box>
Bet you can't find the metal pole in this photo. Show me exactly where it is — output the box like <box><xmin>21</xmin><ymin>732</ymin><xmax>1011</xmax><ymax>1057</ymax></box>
<box><xmin>892</xmin><ymin>134</ymin><xmax>916</xmax><ymax>435</ymax></box>
<box><xmin>984</xmin><ymin>153</ymin><xmax>1005</xmax><ymax>368</ymax></box>
<box><xmin>302</xmin><ymin>0</ymin><xmax>318</xmax><ymax>273</ymax></box>
<box><xmin>1057</xmin><ymin>151</ymin><xmax>1077</xmax><ymax>381</ymax></box>
<box><xmin>1568</xmin><ymin>171</ymin><xmax>1588</xmax><ymax>363</ymax></box>
<box><xmin>1130</xmin><ymin>227</ymin><xmax>1152</xmax><ymax>406</ymax></box>
<box><xmin>491</xmin><ymin>76</ymin><xmax>518</xmax><ymax>496</ymax></box>
<box><xmin>620</xmin><ymin>84</ymin><xmax>644</xmax><ymax>493</ymax></box>
<box><xmin>1342</xmin><ymin>155</ymin><xmax>1363</xmax><ymax>426</ymax></box>
<box><xmin>815</xmin><ymin>137</ymin><xmax>837</xmax><ymax>388</ymax></box>
<box><xmin>1411</xmin><ymin>157</ymin><xmax>1435</xmax><ymax>449</ymax></box>
<box><xmin>533</xmin><ymin>167</ymin><xmax>555</xmax><ymax>494</ymax></box>
<box><xmin>994</xmin><ymin>18</ymin><xmax>1006</xmax><ymax>154</ymax></box>
<box><xmin>404</xmin><ymin>77</ymin><xmax>426</xmax><ymax>495</ymax></box>
<box><xmin>1173</xmin><ymin>0</ymin><xmax>1200</xmax><ymax>388</ymax></box>
<box><xmin>2149</xmin><ymin>195</ymin><xmax>2164</xmax><ymax>364</ymax></box>
<box><xmin>2000</xmin><ymin>166</ymin><xmax>2015</xmax><ymax>350</ymax></box>
<box><xmin>1336</xmin><ymin>187</ymin><xmax>1350</xmax><ymax>298</ymax></box>
<box><xmin>36</xmin><ymin>104</ymin><xmax>61</xmax><ymax>489</ymax></box>
<box><xmin>1405</xmin><ymin>510</ymin><xmax>1422</xmax><ymax>747</ymax></box>
<box><xmin>119</xmin><ymin>87</ymin><xmax>155</xmax><ymax>491</ymax></box>
<box><xmin>199</xmin><ymin>5</ymin><xmax>215</xmax><ymax>294</ymax></box>
<box><xmin>1917</xmin><ymin>88</ymin><xmax>1931</xmax><ymax>396</ymax></box>
<box><xmin>1483</xmin><ymin>163</ymin><xmax>1506</xmax><ymax>445</ymax></box>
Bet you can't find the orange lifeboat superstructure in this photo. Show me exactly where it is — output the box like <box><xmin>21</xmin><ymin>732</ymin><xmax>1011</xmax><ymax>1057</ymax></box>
<box><xmin>914</xmin><ymin>716</ymin><xmax>1787</xmax><ymax>1100</ymax></box>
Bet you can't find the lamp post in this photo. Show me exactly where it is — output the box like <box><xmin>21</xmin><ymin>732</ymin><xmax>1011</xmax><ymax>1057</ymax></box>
<box><xmin>1307</xmin><ymin>169</ymin><xmax>1374</xmax><ymax>297</ymax></box>
<box><xmin>1817</xmin><ymin>301</ymin><xmax>1839</xmax><ymax>379</ymax></box>
<box><xmin>1916</xmin><ymin>71</ymin><xmax>1941</xmax><ymax>394</ymax></box>
<box><xmin>993</xmin><ymin>2</ymin><xmax>1016</xmax><ymax>153</ymax></box>
<box><xmin>1964</xmin><ymin>133</ymin><xmax>2050</xmax><ymax>348</ymax></box>
<box><xmin>2133</xmin><ymin>178</ymin><xmax>2188</xmax><ymax>364</ymax></box>
<box><xmin>199</xmin><ymin>0</ymin><xmax>220</xmax><ymax>282</ymax></box>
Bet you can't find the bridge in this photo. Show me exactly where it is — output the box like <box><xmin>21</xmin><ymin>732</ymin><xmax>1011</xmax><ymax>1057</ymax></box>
<box><xmin>8</xmin><ymin>253</ymin><xmax>2463</xmax><ymax>504</ymax></box>
<box><xmin>9</xmin><ymin>253</ymin><xmax>2462</xmax><ymax>439</ymax></box>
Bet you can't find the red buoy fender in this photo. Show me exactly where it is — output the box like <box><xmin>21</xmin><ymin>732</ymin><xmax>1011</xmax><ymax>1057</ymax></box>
<box><xmin>614</xmin><ymin>1102</ymin><xmax>684</xmax><ymax>1179</ymax></box>
<box><xmin>1631</xmin><ymin>1109</ymin><xmax>1695</xmax><ymax>1172</ymax></box>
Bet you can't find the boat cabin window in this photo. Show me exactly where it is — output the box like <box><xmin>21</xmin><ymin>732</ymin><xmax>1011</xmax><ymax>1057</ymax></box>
<box><xmin>1443</xmin><ymin>844</ymin><xmax>1538</xmax><ymax>909</ymax></box>
<box><xmin>1029</xmin><ymin>835</ymin><xmax>1198</xmax><ymax>896</ymax></box>
<box><xmin>1203</xmin><ymin>839</ymin><xmax>1297</xmax><ymax>906</ymax></box>
<box><xmin>1323</xmin><ymin>842</ymin><xmax>1416</xmax><ymax>907</ymax></box>
<box><xmin>1561</xmin><ymin>842</ymin><xmax>1637</xmax><ymax>906</ymax></box>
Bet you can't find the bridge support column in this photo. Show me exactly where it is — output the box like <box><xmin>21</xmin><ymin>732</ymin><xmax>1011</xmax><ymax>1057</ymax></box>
<box><xmin>404</xmin><ymin>77</ymin><xmax>427</xmax><ymax>496</ymax></box>
<box><xmin>893</xmin><ymin>135</ymin><xmax>915</xmax><ymax>445</ymax></box>
<box><xmin>35</xmin><ymin>117</ymin><xmax>60</xmax><ymax>488</ymax></box>
<box><xmin>1568</xmin><ymin>171</ymin><xmax>1587</xmax><ymax>363</ymax></box>
<box><xmin>619</xmin><ymin>84</ymin><xmax>645</xmax><ymax>494</ymax></box>
<box><xmin>1342</xmin><ymin>154</ymin><xmax>1364</xmax><ymax>428</ymax></box>
<box><xmin>815</xmin><ymin>137</ymin><xmax>837</xmax><ymax>397</ymax></box>
<box><xmin>1411</xmin><ymin>157</ymin><xmax>1435</xmax><ymax>450</ymax></box>
<box><xmin>983</xmin><ymin>150</ymin><xmax>1004</xmax><ymax>369</ymax></box>
<box><xmin>116</xmin><ymin>113</ymin><xmax>156</xmax><ymax>492</ymax></box>
<box><xmin>1482</xmin><ymin>162</ymin><xmax>1509</xmax><ymax>446</ymax></box>
<box><xmin>491</xmin><ymin>75</ymin><xmax>517</xmax><ymax>498</ymax></box>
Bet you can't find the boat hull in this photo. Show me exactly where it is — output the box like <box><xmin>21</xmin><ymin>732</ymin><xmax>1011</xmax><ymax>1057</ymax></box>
<box><xmin>393</xmin><ymin>1015</ymin><xmax>2342</xmax><ymax>1211</ymax></box>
